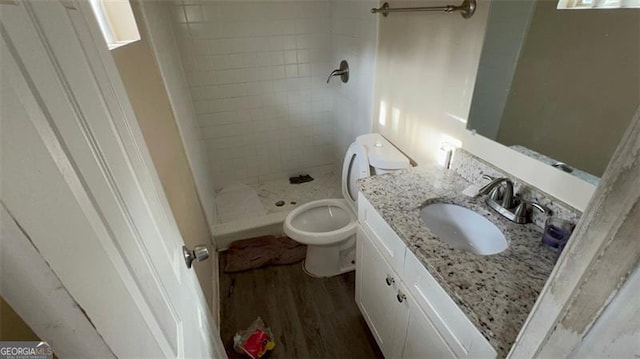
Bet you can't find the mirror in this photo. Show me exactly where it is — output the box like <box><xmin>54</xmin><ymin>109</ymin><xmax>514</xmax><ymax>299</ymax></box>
<box><xmin>468</xmin><ymin>0</ymin><xmax>639</xmax><ymax>185</ymax></box>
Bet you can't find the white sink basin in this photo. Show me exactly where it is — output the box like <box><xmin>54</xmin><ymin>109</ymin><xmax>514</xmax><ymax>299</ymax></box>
<box><xmin>420</xmin><ymin>203</ymin><xmax>508</xmax><ymax>255</ymax></box>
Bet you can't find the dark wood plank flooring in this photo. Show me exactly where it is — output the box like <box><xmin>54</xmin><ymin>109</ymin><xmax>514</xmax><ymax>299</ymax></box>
<box><xmin>219</xmin><ymin>253</ymin><xmax>383</xmax><ymax>358</ymax></box>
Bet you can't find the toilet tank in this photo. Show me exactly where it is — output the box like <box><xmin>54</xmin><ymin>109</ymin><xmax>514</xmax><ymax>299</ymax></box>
<box><xmin>356</xmin><ymin>134</ymin><xmax>410</xmax><ymax>174</ymax></box>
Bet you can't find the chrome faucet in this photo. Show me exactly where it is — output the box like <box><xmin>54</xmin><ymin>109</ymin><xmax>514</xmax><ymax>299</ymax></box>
<box><xmin>478</xmin><ymin>175</ymin><xmax>545</xmax><ymax>224</ymax></box>
<box><xmin>478</xmin><ymin>176</ymin><xmax>515</xmax><ymax>209</ymax></box>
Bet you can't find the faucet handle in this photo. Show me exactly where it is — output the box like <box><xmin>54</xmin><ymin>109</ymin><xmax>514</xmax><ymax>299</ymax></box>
<box><xmin>478</xmin><ymin>176</ymin><xmax>504</xmax><ymax>195</ymax></box>
<box><xmin>514</xmin><ymin>200</ymin><xmax>547</xmax><ymax>220</ymax></box>
<box><xmin>528</xmin><ymin>201</ymin><xmax>547</xmax><ymax>214</ymax></box>
<box><xmin>326</xmin><ymin>69</ymin><xmax>343</xmax><ymax>83</ymax></box>
<box><xmin>489</xmin><ymin>186</ymin><xmax>502</xmax><ymax>201</ymax></box>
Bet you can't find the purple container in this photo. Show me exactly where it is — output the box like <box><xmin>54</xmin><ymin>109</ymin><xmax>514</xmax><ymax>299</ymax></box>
<box><xmin>542</xmin><ymin>218</ymin><xmax>575</xmax><ymax>251</ymax></box>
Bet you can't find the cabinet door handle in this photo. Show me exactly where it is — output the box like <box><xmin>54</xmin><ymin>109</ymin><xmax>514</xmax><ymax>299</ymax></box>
<box><xmin>385</xmin><ymin>276</ymin><xmax>395</xmax><ymax>286</ymax></box>
<box><xmin>397</xmin><ymin>291</ymin><xmax>407</xmax><ymax>303</ymax></box>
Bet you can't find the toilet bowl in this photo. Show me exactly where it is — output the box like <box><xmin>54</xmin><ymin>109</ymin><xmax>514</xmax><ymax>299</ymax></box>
<box><xmin>284</xmin><ymin>133</ymin><xmax>410</xmax><ymax>277</ymax></box>
<box><xmin>285</xmin><ymin>199</ymin><xmax>357</xmax><ymax>246</ymax></box>
<box><xmin>284</xmin><ymin>199</ymin><xmax>358</xmax><ymax>277</ymax></box>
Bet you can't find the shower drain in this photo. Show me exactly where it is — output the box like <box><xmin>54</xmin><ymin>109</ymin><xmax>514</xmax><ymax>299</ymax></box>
<box><xmin>275</xmin><ymin>200</ymin><xmax>285</xmax><ymax>207</ymax></box>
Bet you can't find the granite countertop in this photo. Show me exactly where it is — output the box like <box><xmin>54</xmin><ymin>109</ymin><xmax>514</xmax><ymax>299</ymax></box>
<box><xmin>358</xmin><ymin>165</ymin><xmax>559</xmax><ymax>358</ymax></box>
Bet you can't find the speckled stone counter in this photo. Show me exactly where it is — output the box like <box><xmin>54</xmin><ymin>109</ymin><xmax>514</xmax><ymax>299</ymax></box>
<box><xmin>358</xmin><ymin>165</ymin><xmax>559</xmax><ymax>358</ymax></box>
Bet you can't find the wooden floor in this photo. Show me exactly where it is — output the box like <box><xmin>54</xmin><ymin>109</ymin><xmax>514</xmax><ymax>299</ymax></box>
<box><xmin>219</xmin><ymin>254</ymin><xmax>383</xmax><ymax>359</ymax></box>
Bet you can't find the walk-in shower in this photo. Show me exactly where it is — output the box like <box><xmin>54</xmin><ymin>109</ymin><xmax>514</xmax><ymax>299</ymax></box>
<box><xmin>140</xmin><ymin>0</ymin><xmax>379</xmax><ymax>248</ymax></box>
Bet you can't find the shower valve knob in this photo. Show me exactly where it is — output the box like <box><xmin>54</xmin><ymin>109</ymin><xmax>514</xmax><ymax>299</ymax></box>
<box><xmin>326</xmin><ymin>60</ymin><xmax>349</xmax><ymax>84</ymax></box>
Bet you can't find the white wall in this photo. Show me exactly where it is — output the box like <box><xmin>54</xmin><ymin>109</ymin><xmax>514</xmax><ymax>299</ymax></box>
<box><xmin>139</xmin><ymin>1</ymin><xmax>218</xmax><ymax>229</ymax></box>
<box><xmin>373</xmin><ymin>0</ymin><xmax>595</xmax><ymax>210</ymax></box>
<box><xmin>169</xmin><ymin>1</ymin><xmax>337</xmax><ymax>188</ymax></box>
<box><xmin>330</xmin><ymin>0</ymin><xmax>379</xmax><ymax>161</ymax></box>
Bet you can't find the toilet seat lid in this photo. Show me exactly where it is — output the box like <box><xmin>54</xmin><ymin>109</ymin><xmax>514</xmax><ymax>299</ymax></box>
<box><xmin>342</xmin><ymin>141</ymin><xmax>370</xmax><ymax>212</ymax></box>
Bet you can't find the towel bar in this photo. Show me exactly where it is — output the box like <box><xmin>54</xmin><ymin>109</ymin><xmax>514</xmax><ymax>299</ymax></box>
<box><xmin>371</xmin><ymin>0</ymin><xmax>476</xmax><ymax>19</ymax></box>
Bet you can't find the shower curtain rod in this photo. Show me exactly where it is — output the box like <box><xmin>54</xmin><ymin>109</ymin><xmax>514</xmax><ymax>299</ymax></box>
<box><xmin>371</xmin><ymin>0</ymin><xmax>476</xmax><ymax>19</ymax></box>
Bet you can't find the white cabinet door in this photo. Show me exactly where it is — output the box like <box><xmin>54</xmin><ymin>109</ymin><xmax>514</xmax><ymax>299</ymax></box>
<box><xmin>397</xmin><ymin>295</ymin><xmax>458</xmax><ymax>359</ymax></box>
<box><xmin>356</xmin><ymin>227</ymin><xmax>403</xmax><ymax>358</ymax></box>
<box><xmin>404</xmin><ymin>251</ymin><xmax>497</xmax><ymax>358</ymax></box>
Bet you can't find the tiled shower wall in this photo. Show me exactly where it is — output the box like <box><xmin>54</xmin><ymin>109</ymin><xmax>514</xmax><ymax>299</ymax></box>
<box><xmin>169</xmin><ymin>1</ymin><xmax>338</xmax><ymax>188</ymax></box>
<box><xmin>331</xmin><ymin>0</ymin><xmax>379</xmax><ymax>162</ymax></box>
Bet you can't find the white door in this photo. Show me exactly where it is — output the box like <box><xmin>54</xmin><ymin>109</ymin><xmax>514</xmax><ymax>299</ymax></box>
<box><xmin>0</xmin><ymin>1</ymin><xmax>224</xmax><ymax>357</ymax></box>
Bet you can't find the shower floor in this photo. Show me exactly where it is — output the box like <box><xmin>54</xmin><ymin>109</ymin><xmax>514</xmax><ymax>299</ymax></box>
<box><xmin>255</xmin><ymin>171</ymin><xmax>342</xmax><ymax>215</ymax></box>
<box><xmin>213</xmin><ymin>170</ymin><xmax>341</xmax><ymax>248</ymax></box>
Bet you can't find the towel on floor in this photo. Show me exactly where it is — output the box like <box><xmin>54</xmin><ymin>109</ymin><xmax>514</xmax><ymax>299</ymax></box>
<box><xmin>224</xmin><ymin>235</ymin><xmax>306</xmax><ymax>272</ymax></box>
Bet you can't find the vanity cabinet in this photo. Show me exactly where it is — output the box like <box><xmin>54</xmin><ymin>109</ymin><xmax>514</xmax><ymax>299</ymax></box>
<box><xmin>357</xmin><ymin>229</ymin><xmax>456</xmax><ymax>358</ymax></box>
<box><xmin>356</xmin><ymin>194</ymin><xmax>497</xmax><ymax>359</ymax></box>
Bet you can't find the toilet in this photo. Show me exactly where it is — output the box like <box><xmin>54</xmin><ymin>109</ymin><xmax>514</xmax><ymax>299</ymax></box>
<box><xmin>284</xmin><ymin>133</ymin><xmax>410</xmax><ymax>277</ymax></box>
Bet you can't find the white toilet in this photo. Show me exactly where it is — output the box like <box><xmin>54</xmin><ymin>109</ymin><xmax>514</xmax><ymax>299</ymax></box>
<box><xmin>284</xmin><ymin>133</ymin><xmax>410</xmax><ymax>277</ymax></box>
